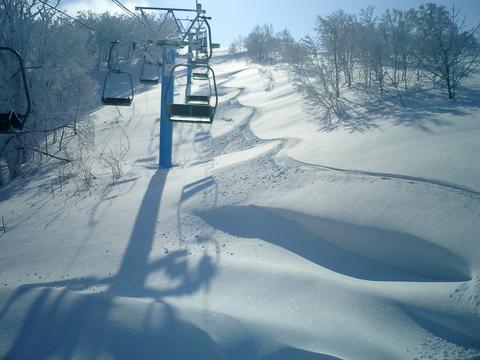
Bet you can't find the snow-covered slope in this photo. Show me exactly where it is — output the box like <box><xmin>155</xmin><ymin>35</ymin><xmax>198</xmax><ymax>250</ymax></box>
<box><xmin>1</xmin><ymin>55</ymin><xmax>479</xmax><ymax>360</ymax></box>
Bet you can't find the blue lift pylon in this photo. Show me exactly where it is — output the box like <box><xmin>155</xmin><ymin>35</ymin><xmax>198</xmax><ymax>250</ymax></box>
<box><xmin>159</xmin><ymin>46</ymin><xmax>176</xmax><ymax>168</ymax></box>
<box><xmin>135</xmin><ymin>2</ymin><xmax>218</xmax><ymax>169</ymax></box>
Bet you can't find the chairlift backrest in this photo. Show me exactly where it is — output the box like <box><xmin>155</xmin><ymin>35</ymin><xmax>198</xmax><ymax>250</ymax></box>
<box><xmin>0</xmin><ymin>47</ymin><xmax>31</xmax><ymax>133</ymax></box>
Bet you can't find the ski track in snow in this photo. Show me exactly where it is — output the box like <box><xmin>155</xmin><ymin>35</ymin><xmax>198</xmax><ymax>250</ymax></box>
<box><xmin>220</xmin><ymin>64</ymin><xmax>480</xmax><ymax>200</ymax></box>
<box><xmin>277</xmin><ymin>150</ymin><xmax>480</xmax><ymax>198</ymax></box>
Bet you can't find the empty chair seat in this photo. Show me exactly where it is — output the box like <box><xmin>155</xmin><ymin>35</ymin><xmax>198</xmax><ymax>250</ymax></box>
<box><xmin>0</xmin><ymin>113</ymin><xmax>10</xmax><ymax>134</ymax></box>
<box><xmin>0</xmin><ymin>111</ymin><xmax>24</xmax><ymax>132</ymax></box>
<box><xmin>140</xmin><ymin>77</ymin><xmax>159</xmax><ymax>85</ymax></box>
<box><xmin>168</xmin><ymin>104</ymin><xmax>213</xmax><ymax>124</ymax></box>
<box><xmin>186</xmin><ymin>95</ymin><xmax>210</xmax><ymax>104</ymax></box>
<box><xmin>0</xmin><ymin>113</ymin><xmax>12</xmax><ymax>133</ymax></box>
<box><xmin>193</xmin><ymin>72</ymin><xmax>209</xmax><ymax>80</ymax></box>
<box><xmin>192</xmin><ymin>59</ymin><xmax>209</xmax><ymax>66</ymax></box>
<box><xmin>101</xmin><ymin>97</ymin><xmax>133</xmax><ymax>106</ymax></box>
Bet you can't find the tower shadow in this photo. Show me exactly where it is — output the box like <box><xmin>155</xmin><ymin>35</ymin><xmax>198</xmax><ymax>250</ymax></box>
<box><xmin>0</xmin><ymin>169</ymin><xmax>220</xmax><ymax>358</ymax></box>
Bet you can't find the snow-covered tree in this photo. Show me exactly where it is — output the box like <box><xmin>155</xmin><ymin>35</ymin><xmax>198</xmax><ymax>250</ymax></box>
<box><xmin>245</xmin><ymin>24</ymin><xmax>277</xmax><ymax>63</ymax></box>
<box><xmin>380</xmin><ymin>9</ymin><xmax>416</xmax><ymax>91</ymax></box>
<box><xmin>413</xmin><ymin>3</ymin><xmax>480</xmax><ymax>99</ymax></box>
<box><xmin>0</xmin><ymin>0</ymin><xmax>152</xmax><ymax>182</ymax></box>
<box><xmin>291</xmin><ymin>36</ymin><xmax>343</xmax><ymax>122</ymax></box>
<box><xmin>276</xmin><ymin>29</ymin><xmax>306</xmax><ymax>65</ymax></box>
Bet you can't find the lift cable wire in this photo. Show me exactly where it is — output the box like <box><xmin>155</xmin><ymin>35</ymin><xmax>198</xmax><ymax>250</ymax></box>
<box><xmin>36</xmin><ymin>0</ymin><xmax>117</xmax><ymax>42</ymax></box>
<box><xmin>110</xmin><ymin>0</ymin><xmax>157</xmax><ymax>35</ymax></box>
<box><xmin>110</xmin><ymin>0</ymin><xmax>135</xmax><ymax>17</ymax></box>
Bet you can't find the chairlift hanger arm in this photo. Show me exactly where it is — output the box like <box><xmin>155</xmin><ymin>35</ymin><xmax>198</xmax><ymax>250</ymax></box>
<box><xmin>107</xmin><ymin>41</ymin><xmax>121</xmax><ymax>71</ymax></box>
<box><xmin>203</xmin><ymin>17</ymin><xmax>213</xmax><ymax>59</ymax></box>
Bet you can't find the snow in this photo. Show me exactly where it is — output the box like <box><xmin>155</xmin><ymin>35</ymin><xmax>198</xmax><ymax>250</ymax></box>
<box><xmin>0</xmin><ymin>55</ymin><xmax>479</xmax><ymax>359</ymax></box>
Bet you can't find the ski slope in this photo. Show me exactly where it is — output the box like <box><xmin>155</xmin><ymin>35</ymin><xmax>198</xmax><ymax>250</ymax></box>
<box><xmin>1</xmin><ymin>53</ymin><xmax>479</xmax><ymax>360</ymax></box>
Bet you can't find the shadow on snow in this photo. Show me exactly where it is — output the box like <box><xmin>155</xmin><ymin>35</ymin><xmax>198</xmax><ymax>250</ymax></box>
<box><xmin>0</xmin><ymin>169</ymin><xmax>219</xmax><ymax>359</ymax></box>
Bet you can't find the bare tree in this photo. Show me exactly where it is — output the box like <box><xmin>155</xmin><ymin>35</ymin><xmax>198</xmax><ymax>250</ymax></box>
<box><xmin>291</xmin><ymin>37</ymin><xmax>342</xmax><ymax>122</ymax></box>
<box><xmin>229</xmin><ymin>36</ymin><xmax>245</xmax><ymax>55</ymax></box>
<box><xmin>380</xmin><ymin>9</ymin><xmax>416</xmax><ymax>92</ymax></box>
<box><xmin>245</xmin><ymin>24</ymin><xmax>277</xmax><ymax>63</ymax></box>
<box><xmin>414</xmin><ymin>3</ymin><xmax>480</xmax><ymax>99</ymax></box>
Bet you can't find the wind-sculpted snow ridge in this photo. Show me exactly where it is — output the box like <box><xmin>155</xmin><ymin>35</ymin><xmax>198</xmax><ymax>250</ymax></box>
<box><xmin>197</xmin><ymin>206</ymin><xmax>470</xmax><ymax>282</ymax></box>
<box><xmin>1</xmin><ymin>56</ymin><xmax>480</xmax><ymax>360</ymax></box>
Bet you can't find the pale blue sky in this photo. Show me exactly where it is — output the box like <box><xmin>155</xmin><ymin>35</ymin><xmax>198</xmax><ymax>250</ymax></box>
<box><xmin>62</xmin><ymin>0</ymin><xmax>480</xmax><ymax>47</ymax></box>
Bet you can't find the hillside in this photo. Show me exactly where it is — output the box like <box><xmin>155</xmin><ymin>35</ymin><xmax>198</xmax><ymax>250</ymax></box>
<box><xmin>1</xmin><ymin>53</ymin><xmax>479</xmax><ymax>360</ymax></box>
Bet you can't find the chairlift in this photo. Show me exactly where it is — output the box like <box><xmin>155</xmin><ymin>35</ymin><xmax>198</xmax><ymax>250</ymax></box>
<box><xmin>190</xmin><ymin>17</ymin><xmax>214</xmax><ymax>66</ymax></box>
<box><xmin>101</xmin><ymin>41</ymin><xmax>134</xmax><ymax>106</ymax></box>
<box><xmin>0</xmin><ymin>47</ymin><xmax>31</xmax><ymax>134</ymax></box>
<box><xmin>140</xmin><ymin>56</ymin><xmax>161</xmax><ymax>85</ymax></box>
<box><xmin>166</xmin><ymin>64</ymin><xmax>218</xmax><ymax>124</ymax></box>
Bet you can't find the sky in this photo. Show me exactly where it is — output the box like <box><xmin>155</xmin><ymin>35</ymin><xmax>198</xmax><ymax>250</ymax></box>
<box><xmin>61</xmin><ymin>0</ymin><xmax>480</xmax><ymax>47</ymax></box>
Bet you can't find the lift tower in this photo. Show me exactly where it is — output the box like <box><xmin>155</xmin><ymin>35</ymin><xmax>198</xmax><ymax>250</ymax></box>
<box><xmin>135</xmin><ymin>3</ymin><xmax>213</xmax><ymax>168</ymax></box>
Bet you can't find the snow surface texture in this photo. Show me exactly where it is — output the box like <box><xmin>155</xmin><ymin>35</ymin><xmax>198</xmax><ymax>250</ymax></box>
<box><xmin>1</xmin><ymin>53</ymin><xmax>480</xmax><ymax>359</ymax></box>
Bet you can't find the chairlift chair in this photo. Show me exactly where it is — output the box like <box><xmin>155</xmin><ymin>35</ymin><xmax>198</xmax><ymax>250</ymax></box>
<box><xmin>0</xmin><ymin>47</ymin><xmax>31</xmax><ymax>133</ymax></box>
<box><xmin>140</xmin><ymin>51</ymin><xmax>161</xmax><ymax>85</ymax></box>
<box><xmin>166</xmin><ymin>64</ymin><xmax>218</xmax><ymax>124</ymax></box>
<box><xmin>101</xmin><ymin>41</ymin><xmax>134</xmax><ymax>106</ymax></box>
<box><xmin>189</xmin><ymin>17</ymin><xmax>214</xmax><ymax>68</ymax></box>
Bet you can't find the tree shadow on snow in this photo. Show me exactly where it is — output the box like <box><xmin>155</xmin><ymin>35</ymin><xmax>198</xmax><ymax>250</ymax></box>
<box><xmin>2</xmin><ymin>287</ymin><xmax>223</xmax><ymax>360</ymax></box>
<box><xmin>307</xmin><ymin>84</ymin><xmax>480</xmax><ymax>134</ymax></box>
